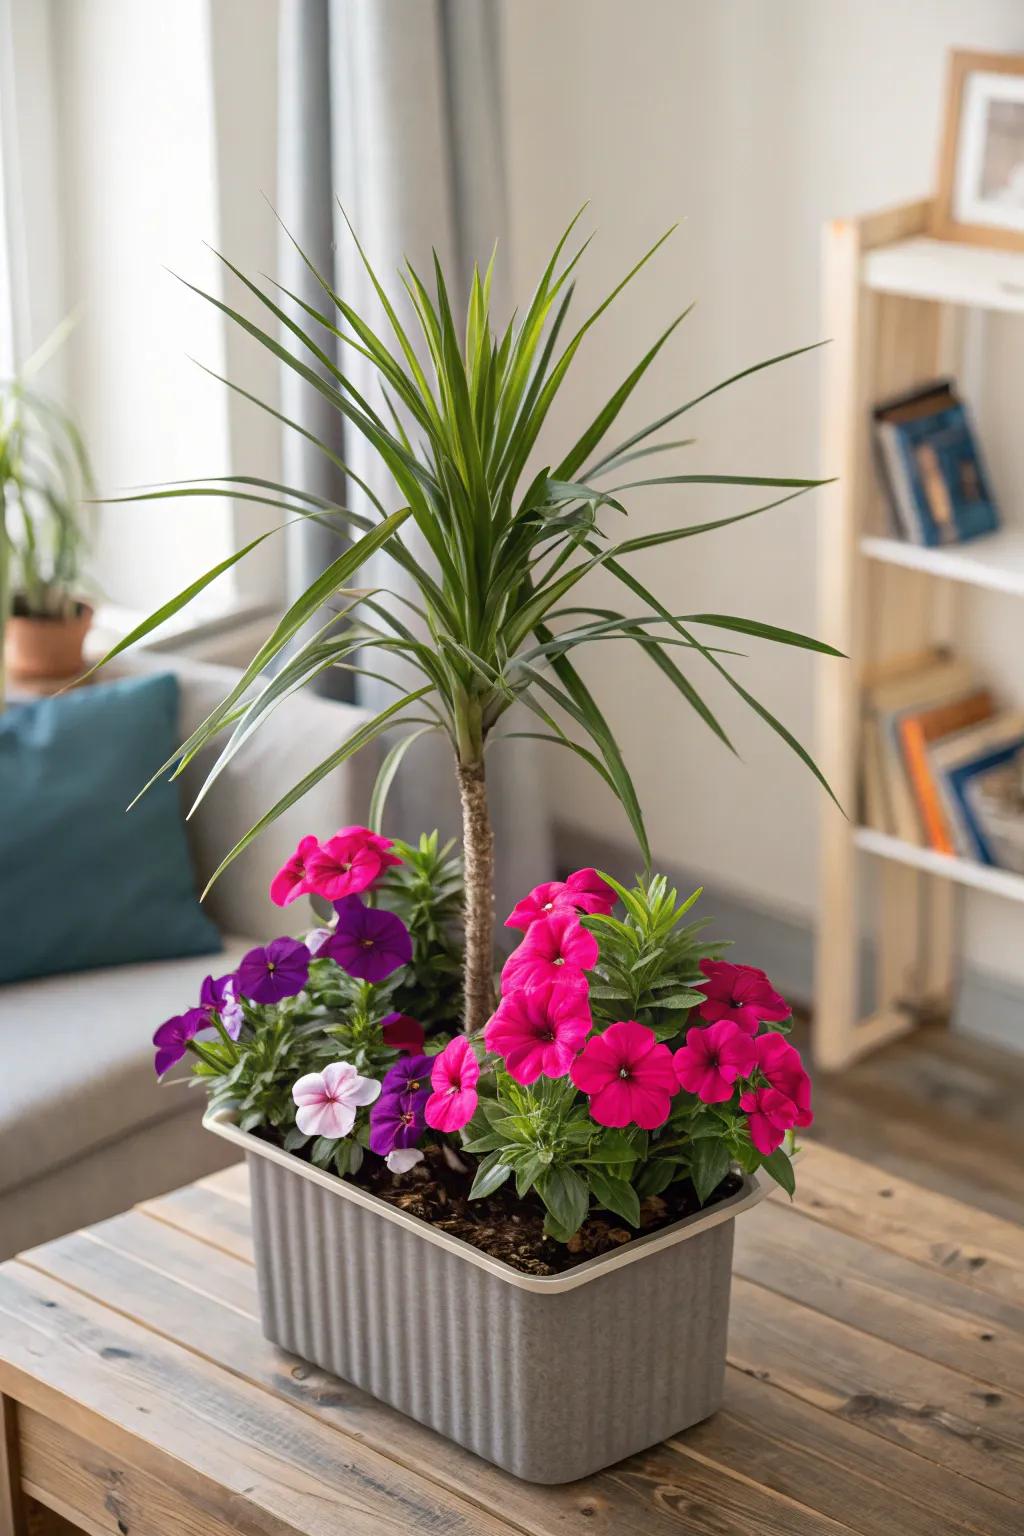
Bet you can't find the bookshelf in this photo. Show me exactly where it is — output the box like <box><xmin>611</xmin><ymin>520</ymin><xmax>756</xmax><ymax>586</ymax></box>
<box><xmin>861</xmin><ymin>527</ymin><xmax>1024</xmax><ymax>598</ymax></box>
<box><xmin>815</xmin><ymin>197</ymin><xmax>1024</xmax><ymax>1069</ymax></box>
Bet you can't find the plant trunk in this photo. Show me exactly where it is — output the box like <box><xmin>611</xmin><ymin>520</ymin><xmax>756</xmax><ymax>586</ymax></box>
<box><xmin>456</xmin><ymin>757</ymin><xmax>495</xmax><ymax>1035</ymax></box>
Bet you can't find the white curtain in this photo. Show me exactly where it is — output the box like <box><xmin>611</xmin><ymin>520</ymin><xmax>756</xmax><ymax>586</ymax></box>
<box><xmin>277</xmin><ymin>0</ymin><xmax>551</xmax><ymax>918</ymax></box>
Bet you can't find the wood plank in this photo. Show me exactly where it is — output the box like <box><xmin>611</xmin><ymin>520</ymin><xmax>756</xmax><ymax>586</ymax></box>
<box><xmin>138</xmin><ymin>1185</ymin><xmax>254</xmax><ymax>1262</ymax></box>
<box><xmin>728</xmin><ymin>1276</ymin><xmax>1024</xmax><ymax>1501</ymax></box>
<box><xmin>19</xmin><ymin>1408</ymin><xmax>242</xmax><ymax>1536</ymax></box>
<box><xmin>126</xmin><ymin>1157</ymin><xmax>1024</xmax><ymax>1521</ymax></box>
<box><xmin>807</xmin><ymin>1077</ymin><xmax>1024</xmax><ymax>1225</ymax></box>
<box><xmin>196</xmin><ymin>1163</ymin><xmax>250</xmax><ymax>1204</ymax></box>
<box><xmin>812</xmin><ymin>1072</ymin><xmax>1024</xmax><ymax>1224</ymax></box>
<box><xmin>793</xmin><ymin>1143</ymin><xmax>1024</xmax><ymax>1303</ymax></box>
<box><xmin>0</xmin><ymin>1263</ymin><xmax>519</xmax><ymax>1536</ymax></box>
<box><xmin>17</xmin><ymin>1215</ymin><xmax>856</xmax><ymax>1536</ymax></box>
<box><xmin>1</xmin><ymin>1396</ymin><xmax>28</xmax><ymax>1536</ymax></box>
<box><xmin>687</xmin><ymin>1368</ymin><xmax>1023</xmax><ymax>1536</ymax></box>
<box><xmin>735</xmin><ymin>1201</ymin><xmax>1024</xmax><ymax>1393</ymax></box>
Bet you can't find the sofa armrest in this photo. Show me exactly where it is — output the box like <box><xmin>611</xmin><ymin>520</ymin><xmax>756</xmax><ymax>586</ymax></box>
<box><xmin>113</xmin><ymin>652</ymin><xmax>374</xmax><ymax>937</ymax></box>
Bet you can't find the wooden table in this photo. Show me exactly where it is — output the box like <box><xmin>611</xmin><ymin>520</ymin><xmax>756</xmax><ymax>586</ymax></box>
<box><xmin>1</xmin><ymin>1142</ymin><xmax>1021</xmax><ymax>1536</ymax></box>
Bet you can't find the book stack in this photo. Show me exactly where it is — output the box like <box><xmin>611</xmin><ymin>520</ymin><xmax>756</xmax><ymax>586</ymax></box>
<box><xmin>861</xmin><ymin>653</ymin><xmax>1024</xmax><ymax>873</ymax></box>
<box><xmin>873</xmin><ymin>380</ymin><xmax>999</xmax><ymax>547</ymax></box>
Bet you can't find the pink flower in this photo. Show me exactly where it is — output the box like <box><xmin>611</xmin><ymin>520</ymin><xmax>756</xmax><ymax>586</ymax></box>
<box><xmin>501</xmin><ymin>910</ymin><xmax>599</xmax><ymax>992</ymax></box>
<box><xmin>696</xmin><ymin>959</ymin><xmax>790</xmax><ymax>1035</ymax></box>
<box><xmin>484</xmin><ymin>979</ymin><xmax>592</xmax><ymax>1084</ymax></box>
<box><xmin>270</xmin><ymin>834</ymin><xmax>321</xmax><ymax>907</ymax></box>
<box><xmin>739</xmin><ymin>1087</ymin><xmax>799</xmax><ymax>1156</ymax></box>
<box><xmin>382</xmin><ymin>1013</ymin><xmax>425</xmax><ymax>1054</ymax></box>
<box><xmin>570</xmin><ymin>1020</ymin><xmax>678</xmax><ymax>1129</ymax></box>
<box><xmin>305</xmin><ymin>826</ymin><xmax>401</xmax><ymax>901</ymax></box>
<box><xmin>754</xmin><ymin>1033</ymin><xmax>813</xmax><ymax>1127</ymax></box>
<box><xmin>291</xmin><ymin>1061</ymin><xmax>382</xmax><ymax>1139</ymax></box>
<box><xmin>673</xmin><ymin>1020</ymin><xmax>757</xmax><ymax>1103</ymax></box>
<box><xmin>505</xmin><ymin>868</ymin><xmax>617</xmax><ymax>931</ymax></box>
<box><xmin>425</xmin><ymin>1036</ymin><xmax>480</xmax><ymax>1132</ymax></box>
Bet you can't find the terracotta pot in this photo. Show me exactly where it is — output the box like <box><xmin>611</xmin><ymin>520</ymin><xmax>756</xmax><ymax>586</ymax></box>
<box><xmin>5</xmin><ymin>601</ymin><xmax>93</xmax><ymax>683</ymax></box>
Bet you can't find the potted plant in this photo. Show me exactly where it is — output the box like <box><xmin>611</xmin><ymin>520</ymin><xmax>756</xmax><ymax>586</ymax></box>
<box><xmin>0</xmin><ymin>347</ymin><xmax>94</xmax><ymax>696</ymax></box>
<box><xmin>101</xmin><ymin>214</ymin><xmax>837</xmax><ymax>1481</ymax></box>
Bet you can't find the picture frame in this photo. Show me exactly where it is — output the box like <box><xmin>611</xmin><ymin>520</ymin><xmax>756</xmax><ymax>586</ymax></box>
<box><xmin>932</xmin><ymin>49</ymin><xmax>1024</xmax><ymax>251</ymax></box>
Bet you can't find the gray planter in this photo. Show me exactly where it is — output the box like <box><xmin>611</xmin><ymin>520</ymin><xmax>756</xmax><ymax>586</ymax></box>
<box><xmin>205</xmin><ymin>1108</ymin><xmax>768</xmax><ymax>1483</ymax></box>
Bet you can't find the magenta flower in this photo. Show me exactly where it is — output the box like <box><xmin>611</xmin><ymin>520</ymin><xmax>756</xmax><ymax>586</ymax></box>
<box><xmin>696</xmin><ymin>959</ymin><xmax>790</xmax><ymax>1035</ymax></box>
<box><xmin>305</xmin><ymin>826</ymin><xmax>401</xmax><ymax>901</ymax></box>
<box><xmin>739</xmin><ymin>1086</ymin><xmax>798</xmax><ymax>1156</ymax></box>
<box><xmin>754</xmin><ymin>1033</ymin><xmax>813</xmax><ymax>1128</ymax></box>
<box><xmin>382</xmin><ymin>1012</ymin><xmax>425</xmax><ymax>1054</ymax></box>
<box><xmin>504</xmin><ymin>868</ymin><xmax>617</xmax><ymax>931</ymax></box>
<box><xmin>236</xmin><ymin>936</ymin><xmax>311</xmax><ymax>1004</ymax></box>
<box><xmin>570</xmin><ymin>1019</ymin><xmax>678</xmax><ymax>1129</ymax></box>
<box><xmin>501</xmin><ymin>910</ymin><xmax>599</xmax><ymax>993</ymax></box>
<box><xmin>270</xmin><ymin>833</ymin><xmax>321</xmax><ymax>907</ymax></box>
<box><xmin>424</xmin><ymin>1036</ymin><xmax>480</xmax><ymax>1132</ymax></box>
<box><xmin>322</xmin><ymin>896</ymin><xmax>412</xmax><ymax>982</ymax></box>
<box><xmin>153</xmin><ymin>1007</ymin><xmax>208</xmax><ymax>1077</ymax></box>
<box><xmin>199</xmin><ymin>972</ymin><xmax>243</xmax><ymax>1040</ymax></box>
<box><xmin>673</xmin><ymin>1019</ymin><xmax>757</xmax><ymax>1103</ymax></box>
<box><xmin>369</xmin><ymin>1054</ymin><xmax>432</xmax><ymax>1158</ymax></box>
<box><xmin>484</xmin><ymin>979</ymin><xmax>591</xmax><ymax>1084</ymax></box>
<box><xmin>292</xmin><ymin>1061</ymin><xmax>381</xmax><ymax>1138</ymax></box>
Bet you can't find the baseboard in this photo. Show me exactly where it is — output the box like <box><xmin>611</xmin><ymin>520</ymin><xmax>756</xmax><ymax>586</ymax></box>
<box><xmin>554</xmin><ymin>824</ymin><xmax>1023</xmax><ymax>1055</ymax></box>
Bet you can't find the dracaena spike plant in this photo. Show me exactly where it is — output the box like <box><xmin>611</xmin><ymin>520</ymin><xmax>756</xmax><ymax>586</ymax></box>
<box><xmin>94</xmin><ymin>209</ymin><xmax>838</xmax><ymax>1036</ymax></box>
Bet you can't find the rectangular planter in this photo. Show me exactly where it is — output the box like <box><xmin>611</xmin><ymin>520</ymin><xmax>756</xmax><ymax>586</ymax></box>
<box><xmin>205</xmin><ymin>1108</ymin><xmax>768</xmax><ymax>1483</ymax></box>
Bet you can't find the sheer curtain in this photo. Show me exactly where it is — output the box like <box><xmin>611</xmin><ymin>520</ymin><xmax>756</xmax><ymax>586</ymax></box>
<box><xmin>276</xmin><ymin>0</ymin><xmax>551</xmax><ymax>916</ymax></box>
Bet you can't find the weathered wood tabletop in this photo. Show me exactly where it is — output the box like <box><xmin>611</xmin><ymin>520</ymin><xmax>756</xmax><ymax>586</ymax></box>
<box><xmin>1</xmin><ymin>1141</ymin><xmax>1021</xmax><ymax>1536</ymax></box>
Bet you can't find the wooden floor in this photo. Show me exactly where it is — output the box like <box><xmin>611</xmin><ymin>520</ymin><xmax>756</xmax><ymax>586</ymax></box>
<box><xmin>800</xmin><ymin>1017</ymin><xmax>1024</xmax><ymax>1224</ymax></box>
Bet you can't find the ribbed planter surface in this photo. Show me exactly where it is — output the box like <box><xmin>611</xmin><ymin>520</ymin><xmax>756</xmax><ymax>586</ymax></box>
<box><xmin>206</xmin><ymin>1111</ymin><xmax>767</xmax><ymax>1483</ymax></box>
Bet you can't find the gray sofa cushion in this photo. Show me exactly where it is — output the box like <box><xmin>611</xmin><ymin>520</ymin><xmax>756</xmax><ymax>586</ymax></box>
<box><xmin>0</xmin><ymin>936</ymin><xmax>257</xmax><ymax>1197</ymax></box>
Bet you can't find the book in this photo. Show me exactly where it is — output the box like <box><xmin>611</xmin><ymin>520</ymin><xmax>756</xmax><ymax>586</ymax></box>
<box><xmin>873</xmin><ymin>380</ymin><xmax>999</xmax><ymax>547</ymax></box>
<box><xmin>964</xmin><ymin>754</ymin><xmax>1024</xmax><ymax>874</ymax></box>
<box><xmin>896</xmin><ymin>689</ymin><xmax>995</xmax><ymax>853</ymax></box>
<box><xmin>863</xmin><ymin>657</ymin><xmax>975</xmax><ymax>843</ymax></box>
<box><xmin>929</xmin><ymin>713</ymin><xmax>1024</xmax><ymax>863</ymax></box>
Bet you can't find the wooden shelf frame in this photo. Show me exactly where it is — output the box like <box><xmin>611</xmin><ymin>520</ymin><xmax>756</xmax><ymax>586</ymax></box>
<box><xmin>813</xmin><ymin>197</ymin><xmax>1024</xmax><ymax>1071</ymax></box>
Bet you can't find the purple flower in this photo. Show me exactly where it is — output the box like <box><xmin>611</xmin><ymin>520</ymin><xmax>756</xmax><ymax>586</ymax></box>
<box><xmin>379</xmin><ymin>1053</ymin><xmax>433</xmax><ymax>1106</ymax></box>
<box><xmin>199</xmin><ymin>972</ymin><xmax>244</xmax><ymax>1039</ymax></box>
<box><xmin>369</xmin><ymin>1054</ymin><xmax>432</xmax><ymax>1158</ymax></box>
<box><xmin>322</xmin><ymin>895</ymin><xmax>412</xmax><ymax>982</ymax></box>
<box><xmin>235</xmin><ymin>936</ymin><xmax>310</xmax><ymax>1004</ymax></box>
<box><xmin>153</xmin><ymin>1008</ymin><xmax>208</xmax><ymax>1077</ymax></box>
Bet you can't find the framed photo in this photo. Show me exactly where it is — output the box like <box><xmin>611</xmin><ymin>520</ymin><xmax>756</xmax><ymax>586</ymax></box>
<box><xmin>932</xmin><ymin>50</ymin><xmax>1024</xmax><ymax>250</ymax></box>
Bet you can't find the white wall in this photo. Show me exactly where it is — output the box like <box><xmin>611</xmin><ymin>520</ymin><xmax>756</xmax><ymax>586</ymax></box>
<box><xmin>499</xmin><ymin>0</ymin><xmax>1024</xmax><ymax>1003</ymax></box>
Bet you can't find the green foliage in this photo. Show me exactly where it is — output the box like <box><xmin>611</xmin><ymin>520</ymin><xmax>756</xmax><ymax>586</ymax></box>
<box><xmin>462</xmin><ymin>1073</ymin><xmax>648</xmax><ymax>1241</ymax></box>
<box><xmin>584</xmin><ymin>872</ymin><xmax>723</xmax><ymax>1039</ymax></box>
<box><xmin>198</xmin><ymin>969</ymin><xmax>411</xmax><ymax>1142</ymax></box>
<box><xmin>0</xmin><ymin>325</ymin><xmax>93</xmax><ymax>622</ymax></box>
<box><xmin>376</xmin><ymin>831</ymin><xmax>464</xmax><ymax>1031</ymax></box>
<box><xmin>90</xmin><ymin>212</ymin><xmax>839</xmax><ymax>890</ymax></box>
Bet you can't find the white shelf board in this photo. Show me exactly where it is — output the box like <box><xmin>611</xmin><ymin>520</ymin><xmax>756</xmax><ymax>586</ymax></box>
<box><xmin>862</xmin><ymin>236</ymin><xmax>1024</xmax><ymax>314</ymax></box>
<box><xmin>854</xmin><ymin>826</ymin><xmax>1024</xmax><ymax>903</ymax></box>
<box><xmin>860</xmin><ymin>528</ymin><xmax>1024</xmax><ymax>598</ymax></box>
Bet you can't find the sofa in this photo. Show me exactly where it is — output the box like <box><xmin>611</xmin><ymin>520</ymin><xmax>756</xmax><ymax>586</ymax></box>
<box><xmin>0</xmin><ymin>651</ymin><xmax>372</xmax><ymax>1259</ymax></box>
